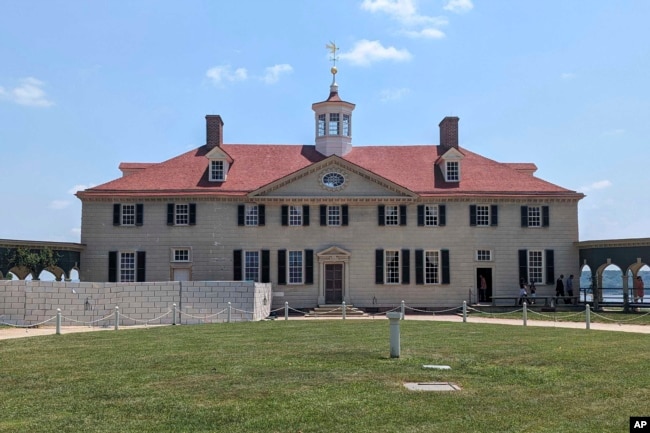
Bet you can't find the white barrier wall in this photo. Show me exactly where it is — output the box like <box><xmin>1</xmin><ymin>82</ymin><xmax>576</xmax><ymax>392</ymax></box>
<box><xmin>0</xmin><ymin>280</ymin><xmax>272</xmax><ymax>326</ymax></box>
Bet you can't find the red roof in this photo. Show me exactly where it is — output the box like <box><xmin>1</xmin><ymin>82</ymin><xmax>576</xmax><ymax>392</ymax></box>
<box><xmin>77</xmin><ymin>144</ymin><xmax>581</xmax><ymax>199</ymax></box>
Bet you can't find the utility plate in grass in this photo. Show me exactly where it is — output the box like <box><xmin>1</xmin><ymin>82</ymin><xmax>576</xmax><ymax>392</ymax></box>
<box><xmin>404</xmin><ymin>382</ymin><xmax>461</xmax><ymax>391</ymax></box>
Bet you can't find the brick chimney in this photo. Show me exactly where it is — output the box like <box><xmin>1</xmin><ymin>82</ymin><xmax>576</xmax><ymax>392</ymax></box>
<box><xmin>206</xmin><ymin>115</ymin><xmax>224</xmax><ymax>149</ymax></box>
<box><xmin>439</xmin><ymin>116</ymin><xmax>459</xmax><ymax>151</ymax></box>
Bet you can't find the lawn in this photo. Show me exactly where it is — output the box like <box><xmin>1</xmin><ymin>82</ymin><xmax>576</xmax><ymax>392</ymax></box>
<box><xmin>1</xmin><ymin>320</ymin><xmax>649</xmax><ymax>433</ymax></box>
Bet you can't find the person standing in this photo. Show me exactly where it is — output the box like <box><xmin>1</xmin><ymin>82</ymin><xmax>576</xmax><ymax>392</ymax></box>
<box><xmin>634</xmin><ymin>276</ymin><xmax>644</xmax><ymax>304</ymax></box>
<box><xmin>565</xmin><ymin>274</ymin><xmax>574</xmax><ymax>304</ymax></box>
<box><xmin>518</xmin><ymin>278</ymin><xmax>528</xmax><ymax>305</ymax></box>
<box><xmin>556</xmin><ymin>274</ymin><xmax>565</xmax><ymax>303</ymax></box>
<box><xmin>529</xmin><ymin>280</ymin><xmax>537</xmax><ymax>304</ymax></box>
<box><xmin>479</xmin><ymin>274</ymin><xmax>487</xmax><ymax>303</ymax></box>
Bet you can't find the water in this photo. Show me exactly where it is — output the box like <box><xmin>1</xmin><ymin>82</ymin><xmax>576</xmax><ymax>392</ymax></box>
<box><xmin>580</xmin><ymin>269</ymin><xmax>649</xmax><ymax>303</ymax></box>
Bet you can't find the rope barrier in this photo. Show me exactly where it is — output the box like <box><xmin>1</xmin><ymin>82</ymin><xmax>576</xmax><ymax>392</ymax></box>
<box><xmin>120</xmin><ymin>310</ymin><xmax>172</xmax><ymax>324</ymax></box>
<box><xmin>177</xmin><ymin>308</ymin><xmax>227</xmax><ymax>320</ymax></box>
<box><xmin>0</xmin><ymin>316</ymin><xmax>57</xmax><ymax>328</ymax></box>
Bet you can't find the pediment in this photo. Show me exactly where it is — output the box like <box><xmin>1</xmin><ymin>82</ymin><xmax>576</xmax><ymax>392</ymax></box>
<box><xmin>249</xmin><ymin>156</ymin><xmax>418</xmax><ymax>199</ymax></box>
<box><xmin>437</xmin><ymin>147</ymin><xmax>465</xmax><ymax>163</ymax></box>
<box><xmin>205</xmin><ymin>146</ymin><xmax>233</xmax><ymax>163</ymax></box>
<box><xmin>317</xmin><ymin>246</ymin><xmax>351</xmax><ymax>258</ymax></box>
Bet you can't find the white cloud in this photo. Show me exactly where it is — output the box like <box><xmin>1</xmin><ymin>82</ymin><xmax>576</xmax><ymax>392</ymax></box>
<box><xmin>361</xmin><ymin>0</ymin><xmax>447</xmax><ymax>26</ymax></box>
<box><xmin>340</xmin><ymin>40</ymin><xmax>412</xmax><ymax>67</ymax></box>
<box><xmin>68</xmin><ymin>184</ymin><xmax>95</xmax><ymax>194</ymax></box>
<box><xmin>262</xmin><ymin>64</ymin><xmax>293</xmax><ymax>84</ymax></box>
<box><xmin>206</xmin><ymin>65</ymin><xmax>248</xmax><ymax>85</ymax></box>
<box><xmin>580</xmin><ymin>180</ymin><xmax>613</xmax><ymax>192</ymax></box>
<box><xmin>0</xmin><ymin>77</ymin><xmax>54</xmax><ymax>107</ymax></box>
<box><xmin>402</xmin><ymin>27</ymin><xmax>446</xmax><ymax>39</ymax></box>
<box><xmin>443</xmin><ymin>0</ymin><xmax>474</xmax><ymax>14</ymax></box>
<box><xmin>379</xmin><ymin>87</ymin><xmax>411</xmax><ymax>101</ymax></box>
<box><xmin>49</xmin><ymin>200</ymin><xmax>70</xmax><ymax>210</ymax></box>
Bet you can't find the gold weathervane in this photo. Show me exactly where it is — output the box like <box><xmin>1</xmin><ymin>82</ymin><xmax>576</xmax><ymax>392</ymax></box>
<box><xmin>326</xmin><ymin>41</ymin><xmax>339</xmax><ymax>75</ymax></box>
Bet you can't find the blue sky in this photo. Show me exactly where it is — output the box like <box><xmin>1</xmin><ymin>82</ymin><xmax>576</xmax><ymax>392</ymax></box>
<box><xmin>1</xmin><ymin>0</ymin><xmax>649</xmax><ymax>243</ymax></box>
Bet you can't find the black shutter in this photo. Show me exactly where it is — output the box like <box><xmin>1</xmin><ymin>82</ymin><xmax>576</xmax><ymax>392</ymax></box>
<box><xmin>542</xmin><ymin>206</ymin><xmax>550</xmax><ymax>227</ymax></box>
<box><xmin>439</xmin><ymin>205</ymin><xmax>446</xmax><ymax>226</ymax></box>
<box><xmin>261</xmin><ymin>250</ymin><xmax>270</xmax><ymax>283</ymax></box>
<box><xmin>399</xmin><ymin>205</ymin><xmax>407</xmax><ymax>226</ymax></box>
<box><xmin>258</xmin><ymin>205</ymin><xmax>265</xmax><ymax>226</ymax></box>
<box><xmin>519</xmin><ymin>249</ymin><xmax>528</xmax><ymax>284</ymax></box>
<box><xmin>233</xmin><ymin>250</ymin><xmax>242</xmax><ymax>281</ymax></box>
<box><xmin>277</xmin><ymin>250</ymin><xmax>287</xmax><ymax>285</ymax></box>
<box><xmin>320</xmin><ymin>205</ymin><xmax>327</xmax><ymax>226</ymax></box>
<box><xmin>238</xmin><ymin>205</ymin><xmax>245</xmax><ymax>226</ymax></box>
<box><xmin>136</xmin><ymin>251</ymin><xmax>146</xmax><ymax>282</ymax></box>
<box><xmin>378</xmin><ymin>205</ymin><xmax>385</xmax><ymax>226</ymax></box>
<box><xmin>135</xmin><ymin>204</ymin><xmax>144</xmax><ymax>226</ymax></box>
<box><xmin>281</xmin><ymin>205</ymin><xmax>289</xmax><ymax>226</ymax></box>
<box><xmin>342</xmin><ymin>205</ymin><xmax>349</xmax><ymax>226</ymax></box>
<box><xmin>490</xmin><ymin>205</ymin><xmax>498</xmax><ymax>226</ymax></box>
<box><xmin>441</xmin><ymin>249</ymin><xmax>450</xmax><ymax>284</ymax></box>
<box><xmin>113</xmin><ymin>204</ymin><xmax>121</xmax><ymax>226</ymax></box>
<box><xmin>401</xmin><ymin>249</ymin><xmax>410</xmax><ymax>284</ymax></box>
<box><xmin>545</xmin><ymin>249</ymin><xmax>555</xmax><ymax>285</ymax></box>
<box><xmin>303</xmin><ymin>205</ymin><xmax>310</xmax><ymax>226</ymax></box>
<box><xmin>167</xmin><ymin>203</ymin><xmax>174</xmax><ymax>225</ymax></box>
<box><xmin>417</xmin><ymin>205</ymin><xmax>424</xmax><ymax>226</ymax></box>
<box><xmin>415</xmin><ymin>249</ymin><xmax>424</xmax><ymax>284</ymax></box>
<box><xmin>469</xmin><ymin>205</ymin><xmax>477</xmax><ymax>226</ymax></box>
<box><xmin>305</xmin><ymin>249</ymin><xmax>314</xmax><ymax>284</ymax></box>
<box><xmin>375</xmin><ymin>249</ymin><xmax>384</xmax><ymax>284</ymax></box>
<box><xmin>521</xmin><ymin>206</ymin><xmax>528</xmax><ymax>227</ymax></box>
<box><xmin>108</xmin><ymin>251</ymin><xmax>117</xmax><ymax>282</ymax></box>
<box><xmin>189</xmin><ymin>203</ymin><xmax>196</xmax><ymax>225</ymax></box>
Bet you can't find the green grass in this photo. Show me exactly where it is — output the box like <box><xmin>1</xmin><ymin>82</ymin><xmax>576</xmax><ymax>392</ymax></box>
<box><xmin>1</xmin><ymin>321</ymin><xmax>649</xmax><ymax>433</ymax></box>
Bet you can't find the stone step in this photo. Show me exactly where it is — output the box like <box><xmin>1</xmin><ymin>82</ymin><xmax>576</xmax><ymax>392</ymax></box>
<box><xmin>305</xmin><ymin>305</ymin><xmax>368</xmax><ymax>317</ymax></box>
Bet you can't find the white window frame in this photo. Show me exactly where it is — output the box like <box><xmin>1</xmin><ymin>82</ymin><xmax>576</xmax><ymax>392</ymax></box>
<box><xmin>476</xmin><ymin>205</ymin><xmax>490</xmax><ymax>227</ymax></box>
<box><xmin>342</xmin><ymin>114</ymin><xmax>351</xmax><ymax>136</ymax></box>
<box><xmin>171</xmin><ymin>248</ymin><xmax>191</xmax><ymax>263</ymax></box>
<box><xmin>385</xmin><ymin>250</ymin><xmax>401</xmax><ymax>284</ymax></box>
<box><xmin>327</xmin><ymin>205</ymin><xmax>341</xmax><ymax>226</ymax></box>
<box><xmin>424</xmin><ymin>250</ymin><xmax>440</xmax><ymax>285</ymax></box>
<box><xmin>385</xmin><ymin>205</ymin><xmax>399</xmax><ymax>226</ymax></box>
<box><xmin>288</xmin><ymin>250</ymin><xmax>303</xmax><ymax>284</ymax></box>
<box><xmin>209</xmin><ymin>160</ymin><xmax>227</xmax><ymax>182</ymax></box>
<box><xmin>120</xmin><ymin>252</ymin><xmax>136</xmax><ymax>282</ymax></box>
<box><xmin>424</xmin><ymin>205</ymin><xmax>439</xmax><ymax>226</ymax></box>
<box><xmin>527</xmin><ymin>206</ymin><xmax>542</xmax><ymax>227</ymax></box>
<box><xmin>445</xmin><ymin>161</ymin><xmax>459</xmax><ymax>182</ymax></box>
<box><xmin>317</xmin><ymin>114</ymin><xmax>326</xmax><ymax>137</ymax></box>
<box><xmin>528</xmin><ymin>250</ymin><xmax>544</xmax><ymax>284</ymax></box>
<box><xmin>121</xmin><ymin>204</ymin><xmax>136</xmax><ymax>226</ymax></box>
<box><xmin>289</xmin><ymin>206</ymin><xmax>303</xmax><ymax>226</ymax></box>
<box><xmin>244</xmin><ymin>251</ymin><xmax>260</xmax><ymax>282</ymax></box>
<box><xmin>175</xmin><ymin>204</ymin><xmax>189</xmax><ymax>225</ymax></box>
<box><xmin>476</xmin><ymin>250</ymin><xmax>492</xmax><ymax>262</ymax></box>
<box><xmin>245</xmin><ymin>204</ymin><xmax>259</xmax><ymax>226</ymax></box>
<box><xmin>328</xmin><ymin>113</ymin><xmax>340</xmax><ymax>135</ymax></box>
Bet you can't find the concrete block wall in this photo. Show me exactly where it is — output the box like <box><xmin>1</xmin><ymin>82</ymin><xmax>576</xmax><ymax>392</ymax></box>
<box><xmin>0</xmin><ymin>280</ymin><xmax>271</xmax><ymax>327</ymax></box>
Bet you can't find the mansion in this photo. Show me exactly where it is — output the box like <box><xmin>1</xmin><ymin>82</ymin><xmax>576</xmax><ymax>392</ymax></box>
<box><xmin>76</xmin><ymin>70</ymin><xmax>584</xmax><ymax>309</ymax></box>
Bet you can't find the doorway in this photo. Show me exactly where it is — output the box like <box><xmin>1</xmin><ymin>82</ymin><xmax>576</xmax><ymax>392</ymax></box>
<box><xmin>325</xmin><ymin>264</ymin><xmax>343</xmax><ymax>304</ymax></box>
<box><xmin>476</xmin><ymin>268</ymin><xmax>493</xmax><ymax>303</ymax></box>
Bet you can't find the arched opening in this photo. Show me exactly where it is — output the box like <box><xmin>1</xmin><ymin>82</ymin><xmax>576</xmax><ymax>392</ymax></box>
<box><xmin>69</xmin><ymin>268</ymin><xmax>80</xmax><ymax>282</ymax></box>
<box><xmin>38</xmin><ymin>269</ymin><xmax>57</xmax><ymax>281</ymax></box>
<box><xmin>579</xmin><ymin>264</ymin><xmax>592</xmax><ymax>302</ymax></box>
<box><xmin>602</xmin><ymin>263</ymin><xmax>623</xmax><ymax>302</ymax></box>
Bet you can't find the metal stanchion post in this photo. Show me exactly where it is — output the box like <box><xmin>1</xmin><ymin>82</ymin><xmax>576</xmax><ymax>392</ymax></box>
<box><xmin>114</xmin><ymin>306</ymin><xmax>119</xmax><ymax>331</ymax></box>
<box><xmin>56</xmin><ymin>309</ymin><xmax>62</xmax><ymax>335</ymax></box>
<box><xmin>523</xmin><ymin>302</ymin><xmax>528</xmax><ymax>326</ymax></box>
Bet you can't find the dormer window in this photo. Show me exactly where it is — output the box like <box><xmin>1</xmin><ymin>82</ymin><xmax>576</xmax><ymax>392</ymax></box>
<box><xmin>445</xmin><ymin>161</ymin><xmax>459</xmax><ymax>182</ymax></box>
<box><xmin>210</xmin><ymin>160</ymin><xmax>226</xmax><ymax>181</ymax></box>
<box><xmin>205</xmin><ymin>146</ymin><xmax>233</xmax><ymax>182</ymax></box>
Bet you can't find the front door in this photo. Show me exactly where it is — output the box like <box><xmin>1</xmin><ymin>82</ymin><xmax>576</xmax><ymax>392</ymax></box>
<box><xmin>476</xmin><ymin>267</ymin><xmax>493</xmax><ymax>303</ymax></box>
<box><xmin>325</xmin><ymin>264</ymin><xmax>343</xmax><ymax>304</ymax></box>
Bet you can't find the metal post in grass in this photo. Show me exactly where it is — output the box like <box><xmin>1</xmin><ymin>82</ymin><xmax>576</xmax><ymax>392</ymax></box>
<box><xmin>227</xmin><ymin>302</ymin><xmax>232</xmax><ymax>323</ymax></box>
<box><xmin>523</xmin><ymin>302</ymin><xmax>528</xmax><ymax>326</ymax></box>
<box><xmin>386</xmin><ymin>312</ymin><xmax>402</xmax><ymax>358</ymax></box>
<box><xmin>401</xmin><ymin>300</ymin><xmax>405</xmax><ymax>319</ymax></box>
<box><xmin>56</xmin><ymin>308</ymin><xmax>62</xmax><ymax>335</ymax></box>
<box><xmin>342</xmin><ymin>301</ymin><xmax>346</xmax><ymax>320</ymax></box>
<box><xmin>585</xmin><ymin>304</ymin><xmax>591</xmax><ymax>330</ymax></box>
<box><xmin>284</xmin><ymin>302</ymin><xmax>289</xmax><ymax>320</ymax></box>
<box><xmin>114</xmin><ymin>306</ymin><xmax>119</xmax><ymax>331</ymax></box>
<box><xmin>462</xmin><ymin>301</ymin><xmax>467</xmax><ymax>323</ymax></box>
<box><xmin>172</xmin><ymin>304</ymin><xmax>177</xmax><ymax>325</ymax></box>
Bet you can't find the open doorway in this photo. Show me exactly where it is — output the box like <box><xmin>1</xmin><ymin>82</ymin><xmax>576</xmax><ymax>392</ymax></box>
<box><xmin>476</xmin><ymin>268</ymin><xmax>493</xmax><ymax>303</ymax></box>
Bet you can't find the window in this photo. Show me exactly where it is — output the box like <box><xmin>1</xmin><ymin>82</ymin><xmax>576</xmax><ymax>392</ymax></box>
<box><xmin>121</xmin><ymin>204</ymin><xmax>136</xmax><ymax>226</ymax></box>
<box><xmin>527</xmin><ymin>206</ymin><xmax>541</xmax><ymax>227</ymax></box>
<box><xmin>210</xmin><ymin>160</ymin><xmax>225</xmax><ymax>181</ymax></box>
<box><xmin>328</xmin><ymin>113</ymin><xmax>340</xmax><ymax>135</ymax></box>
<box><xmin>385</xmin><ymin>250</ymin><xmax>400</xmax><ymax>284</ymax></box>
<box><xmin>288</xmin><ymin>250</ymin><xmax>303</xmax><ymax>284</ymax></box>
<box><xmin>521</xmin><ymin>205</ymin><xmax>550</xmax><ymax>227</ymax></box>
<box><xmin>245</xmin><ymin>205</ymin><xmax>258</xmax><ymax>226</ymax></box>
<box><xmin>328</xmin><ymin>205</ymin><xmax>341</xmax><ymax>226</ymax></box>
<box><xmin>108</xmin><ymin>251</ymin><xmax>145</xmax><ymax>282</ymax></box>
<box><xmin>470</xmin><ymin>204</ymin><xmax>497</xmax><ymax>227</ymax></box>
<box><xmin>120</xmin><ymin>252</ymin><xmax>136</xmax><ymax>282</ymax></box>
<box><xmin>528</xmin><ymin>250</ymin><xmax>544</xmax><ymax>284</ymax></box>
<box><xmin>342</xmin><ymin>114</ymin><xmax>350</xmax><ymax>136</ymax></box>
<box><xmin>167</xmin><ymin>203</ymin><xmax>196</xmax><ymax>226</ymax></box>
<box><xmin>289</xmin><ymin>206</ymin><xmax>303</xmax><ymax>226</ymax></box>
<box><xmin>379</xmin><ymin>205</ymin><xmax>406</xmax><ymax>226</ymax></box>
<box><xmin>476</xmin><ymin>250</ymin><xmax>492</xmax><ymax>261</ymax></box>
<box><xmin>175</xmin><ymin>204</ymin><xmax>189</xmax><ymax>225</ymax></box>
<box><xmin>318</xmin><ymin>114</ymin><xmax>326</xmax><ymax>136</ymax></box>
<box><xmin>385</xmin><ymin>205</ymin><xmax>399</xmax><ymax>226</ymax></box>
<box><xmin>172</xmin><ymin>248</ymin><xmax>191</xmax><ymax>262</ymax></box>
<box><xmin>244</xmin><ymin>251</ymin><xmax>260</xmax><ymax>282</ymax></box>
<box><xmin>424</xmin><ymin>250</ymin><xmax>440</xmax><ymax>284</ymax></box>
<box><xmin>446</xmin><ymin>161</ymin><xmax>459</xmax><ymax>182</ymax></box>
<box><xmin>418</xmin><ymin>204</ymin><xmax>446</xmax><ymax>227</ymax></box>
<box><xmin>424</xmin><ymin>205</ymin><xmax>438</xmax><ymax>226</ymax></box>
<box><xmin>476</xmin><ymin>205</ymin><xmax>489</xmax><ymax>226</ymax></box>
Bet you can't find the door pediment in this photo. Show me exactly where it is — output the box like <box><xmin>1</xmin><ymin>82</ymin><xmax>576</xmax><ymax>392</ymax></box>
<box><xmin>318</xmin><ymin>246</ymin><xmax>351</xmax><ymax>262</ymax></box>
